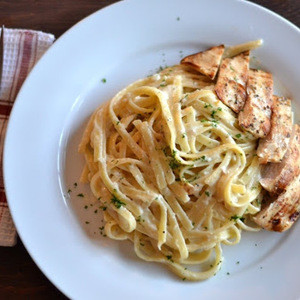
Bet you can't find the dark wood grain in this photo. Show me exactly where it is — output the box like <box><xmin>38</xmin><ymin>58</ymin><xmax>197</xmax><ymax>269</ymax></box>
<box><xmin>0</xmin><ymin>0</ymin><xmax>299</xmax><ymax>299</ymax></box>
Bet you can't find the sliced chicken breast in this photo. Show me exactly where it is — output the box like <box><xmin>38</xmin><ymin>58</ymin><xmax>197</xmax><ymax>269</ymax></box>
<box><xmin>253</xmin><ymin>174</ymin><xmax>300</xmax><ymax>232</ymax></box>
<box><xmin>214</xmin><ymin>51</ymin><xmax>249</xmax><ymax>113</ymax></box>
<box><xmin>260</xmin><ymin>124</ymin><xmax>300</xmax><ymax>194</ymax></box>
<box><xmin>238</xmin><ymin>69</ymin><xmax>273</xmax><ymax>137</ymax></box>
<box><xmin>257</xmin><ymin>96</ymin><xmax>292</xmax><ymax>163</ymax></box>
<box><xmin>180</xmin><ymin>45</ymin><xmax>225</xmax><ymax>80</ymax></box>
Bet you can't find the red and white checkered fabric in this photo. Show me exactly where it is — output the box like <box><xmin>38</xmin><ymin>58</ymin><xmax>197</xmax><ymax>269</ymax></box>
<box><xmin>0</xmin><ymin>28</ymin><xmax>55</xmax><ymax>246</ymax></box>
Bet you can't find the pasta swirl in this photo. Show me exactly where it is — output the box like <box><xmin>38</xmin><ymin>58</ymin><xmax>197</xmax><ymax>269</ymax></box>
<box><xmin>79</xmin><ymin>65</ymin><xmax>261</xmax><ymax>280</ymax></box>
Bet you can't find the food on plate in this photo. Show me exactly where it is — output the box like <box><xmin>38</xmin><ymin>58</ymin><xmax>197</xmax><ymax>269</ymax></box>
<box><xmin>180</xmin><ymin>45</ymin><xmax>224</xmax><ymax>80</ymax></box>
<box><xmin>253</xmin><ymin>174</ymin><xmax>300</xmax><ymax>232</ymax></box>
<box><xmin>259</xmin><ymin>125</ymin><xmax>300</xmax><ymax>194</ymax></box>
<box><xmin>238</xmin><ymin>69</ymin><xmax>273</xmax><ymax>137</ymax></box>
<box><xmin>257</xmin><ymin>96</ymin><xmax>292</xmax><ymax>164</ymax></box>
<box><xmin>78</xmin><ymin>40</ymin><xmax>299</xmax><ymax>280</ymax></box>
<box><xmin>214</xmin><ymin>51</ymin><xmax>249</xmax><ymax>113</ymax></box>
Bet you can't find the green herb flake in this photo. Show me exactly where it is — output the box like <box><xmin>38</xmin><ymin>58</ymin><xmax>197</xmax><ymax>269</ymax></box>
<box><xmin>230</xmin><ymin>215</ymin><xmax>245</xmax><ymax>222</ymax></box>
<box><xmin>182</xmin><ymin>277</ymin><xmax>186</xmax><ymax>281</ymax></box>
<box><xmin>84</xmin><ymin>205</ymin><xmax>88</xmax><ymax>209</ymax></box>
<box><xmin>94</xmin><ymin>209</ymin><xmax>98</xmax><ymax>214</ymax></box>
<box><xmin>101</xmin><ymin>78</ymin><xmax>107</xmax><ymax>83</ymax></box>
<box><xmin>67</xmin><ymin>189</ymin><xmax>72</xmax><ymax>194</ymax></box>
<box><xmin>211</xmin><ymin>110</ymin><xmax>217</xmax><ymax>118</ymax></box>
<box><xmin>236</xmin><ymin>261</ymin><xmax>240</xmax><ymax>265</ymax></box>
<box><xmin>73</xmin><ymin>182</ymin><xmax>78</xmax><ymax>188</ymax></box>
<box><xmin>140</xmin><ymin>243</ymin><xmax>145</xmax><ymax>246</ymax></box>
<box><xmin>204</xmin><ymin>103</ymin><xmax>213</xmax><ymax>109</ymax></box>
<box><xmin>85</xmin><ymin>221</ymin><xmax>90</xmax><ymax>224</ymax></box>
<box><xmin>205</xmin><ymin>191</ymin><xmax>210</xmax><ymax>197</ymax></box>
<box><xmin>111</xmin><ymin>194</ymin><xmax>126</xmax><ymax>209</ymax></box>
<box><xmin>200</xmin><ymin>155</ymin><xmax>207</xmax><ymax>162</ymax></box>
<box><xmin>166</xmin><ymin>255</ymin><xmax>174</xmax><ymax>262</ymax></box>
<box><xmin>176</xmin><ymin>17</ymin><xmax>180</xmax><ymax>21</ymax></box>
<box><xmin>77</xmin><ymin>193</ymin><xmax>84</xmax><ymax>198</ymax></box>
<box><xmin>226</xmin><ymin>272</ymin><xmax>230</xmax><ymax>275</ymax></box>
<box><xmin>235</xmin><ymin>133</ymin><xmax>242</xmax><ymax>138</ymax></box>
<box><xmin>169</xmin><ymin>159</ymin><xmax>180</xmax><ymax>170</ymax></box>
<box><xmin>230</xmin><ymin>66</ymin><xmax>236</xmax><ymax>72</ymax></box>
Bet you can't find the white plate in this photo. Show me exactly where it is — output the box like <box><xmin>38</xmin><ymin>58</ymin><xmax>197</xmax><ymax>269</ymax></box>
<box><xmin>4</xmin><ymin>0</ymin><xmax>300</xmax><ymax>299</ymax></box>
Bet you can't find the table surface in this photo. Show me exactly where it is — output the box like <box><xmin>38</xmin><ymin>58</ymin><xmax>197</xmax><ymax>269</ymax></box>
<box><xmin>0</xmin><ymin>0</ymin><xmax>299</xmax><ymax>298</ymax></box>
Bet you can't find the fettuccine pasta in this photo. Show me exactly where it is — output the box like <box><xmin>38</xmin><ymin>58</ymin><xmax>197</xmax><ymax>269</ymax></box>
<box><xmin>78</xmin><ymin>63</ymin><xmax>262</xmax><ymax>281</ymax></box>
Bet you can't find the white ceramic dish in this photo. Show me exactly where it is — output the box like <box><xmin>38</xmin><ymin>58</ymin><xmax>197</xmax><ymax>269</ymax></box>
<box><xmin>4</xmin><ymin>0</ymin><xmax>300</xmax><ymax>299</ymax></box>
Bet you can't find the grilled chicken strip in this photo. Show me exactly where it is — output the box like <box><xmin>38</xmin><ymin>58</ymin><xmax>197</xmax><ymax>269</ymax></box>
<box><xmin>180</xmin><ymin>45</ymin><xmax>225</xmax><ymax>80</ymax></box>
<box><xmin>238</xmin><ymin>69</ymin><xmax>273</xmax><ymax>138</ymax></box>
<box><xmin>260</xmin><ymin>124</ymin><xmax>300</xmax><ymax>194</ymax></box>
<box><xmin>253</xmin><ymin>174</ymin><xmax>300</xmax><ymax>232</ymax></box>
<box><xmin>257</xmin><ymin>96</ymin><xmax>292</xmax><ymax>164</ymax></box>
<box><xmin>214</xmin><ymin>51</ymin><xmax>249</xmax><ymax>113</ymax></box>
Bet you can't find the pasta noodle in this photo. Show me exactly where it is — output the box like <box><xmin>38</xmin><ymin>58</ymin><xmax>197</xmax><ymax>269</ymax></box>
<box><xmin>78</xmin><ymin>62</ymin><xmax>263</xmax><ymax>281</ymax></box>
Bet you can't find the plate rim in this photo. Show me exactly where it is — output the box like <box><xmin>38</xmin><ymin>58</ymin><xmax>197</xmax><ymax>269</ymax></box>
<box><xmin>3</xmin><ymin>0</ymin><xmax>300</xmax><ymax>298</ymax></box>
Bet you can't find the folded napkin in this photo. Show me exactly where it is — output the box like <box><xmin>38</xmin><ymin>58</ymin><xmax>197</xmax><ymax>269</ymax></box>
<box><xmin>0</xmin><ymin>28</ymin><xmax>55</xmax><ymax>246</ymax></box>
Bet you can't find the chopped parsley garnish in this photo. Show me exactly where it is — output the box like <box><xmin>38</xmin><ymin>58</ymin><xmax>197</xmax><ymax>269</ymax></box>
<box><xmin>182</xmin><ymin>133</ymin><xmax>186</xmax><ymax>138</ymax></box>
<box><xmin>230</xmin><ymin>215</ymin><xmax>245</xmax><ymax>222</ymax></box>
<box><xmin>205</xmin><ymin>191</ymin><xmax>210</xmax><ymax>197</ymax></box>
<box><xmin>101</xmin><ymin>78</ymin><xmax>106</xmax><ymax>83</ymax></box>
<box><xmin>85</xmin><ymin>221</ymin><xmax>90</xmax><ymax>224</ymax></box>
<box><xmin>169</xmin><ymin>150</ymin><xmax>180</xmax><ymax>169</ymax></box>
<box><xmin>230</xmin><ymin>66</ymin><xmax>236</xmax><ymax>72</ymax></box>
<box><xmin>169</xmin><ymin>159</ymin><xmax>180</xmax><ymax>170</ymax></box>
<box><xmin>67</xmin><ymin>189</ymin><xmax>72</xmax><ymax>193</ymax></box>
<box><xmin>211</xmin><ymin>110</ymin><xmax>217</xmax><ymax>118</ymax></box>
<box><xmin>73</xmin><ymin>182</ymin><xmax>78</xmax><ymax>188</ymax></box>
<box><xmin>111</xmin><ymin>194</ymin><xmax>126</xmax><ymax>209</ymax></box>
<box><xmin>77</xmin><ymin>193</ymin><xmax>84</xmax><ymax>197</ymax></box>
<box><xmin>182</xmin><ymin>277</ymin><xmax>186</xmax><ymax>281</ymax></box>
<box><xmin>226</xmin><ymin>272</ymin><xmax>230</xmax><ymax>275</ymax></box>
<box><xmin>235</xmin><ymin>133</ymin><xmax>242</xmax><ymax>138</ymax></box>
<box><xmin>204</xmin><ymin>103</ymin><xmax>213</xmax><ymax>109</ymax></box>
<box><xmin>176</xmin><ymin>17</ymin><xmax>180</xmax><ymax>21</ymax></box>
<box><xmin>166</xmin><ymin>255</ymin><xmax>174</xmax><ymax>262</ymax></box>
<box><xmin>84</xmin><ymin>205</ymin><xmax>88</xmax><ymax>209</ymax></box>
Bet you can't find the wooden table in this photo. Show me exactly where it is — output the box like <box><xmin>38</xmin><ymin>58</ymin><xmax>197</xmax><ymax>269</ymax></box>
<box><xmin>0</xmin><ymin>0</ymin><xmax>299</xmax><ymax>298</ymax></box>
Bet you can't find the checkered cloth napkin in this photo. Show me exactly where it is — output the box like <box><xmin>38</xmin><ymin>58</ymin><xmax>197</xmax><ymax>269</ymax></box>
<box><xmin>0</xmin><ymin>28</ymin><xmax>55</xmax><ymax>246</ymax></box>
